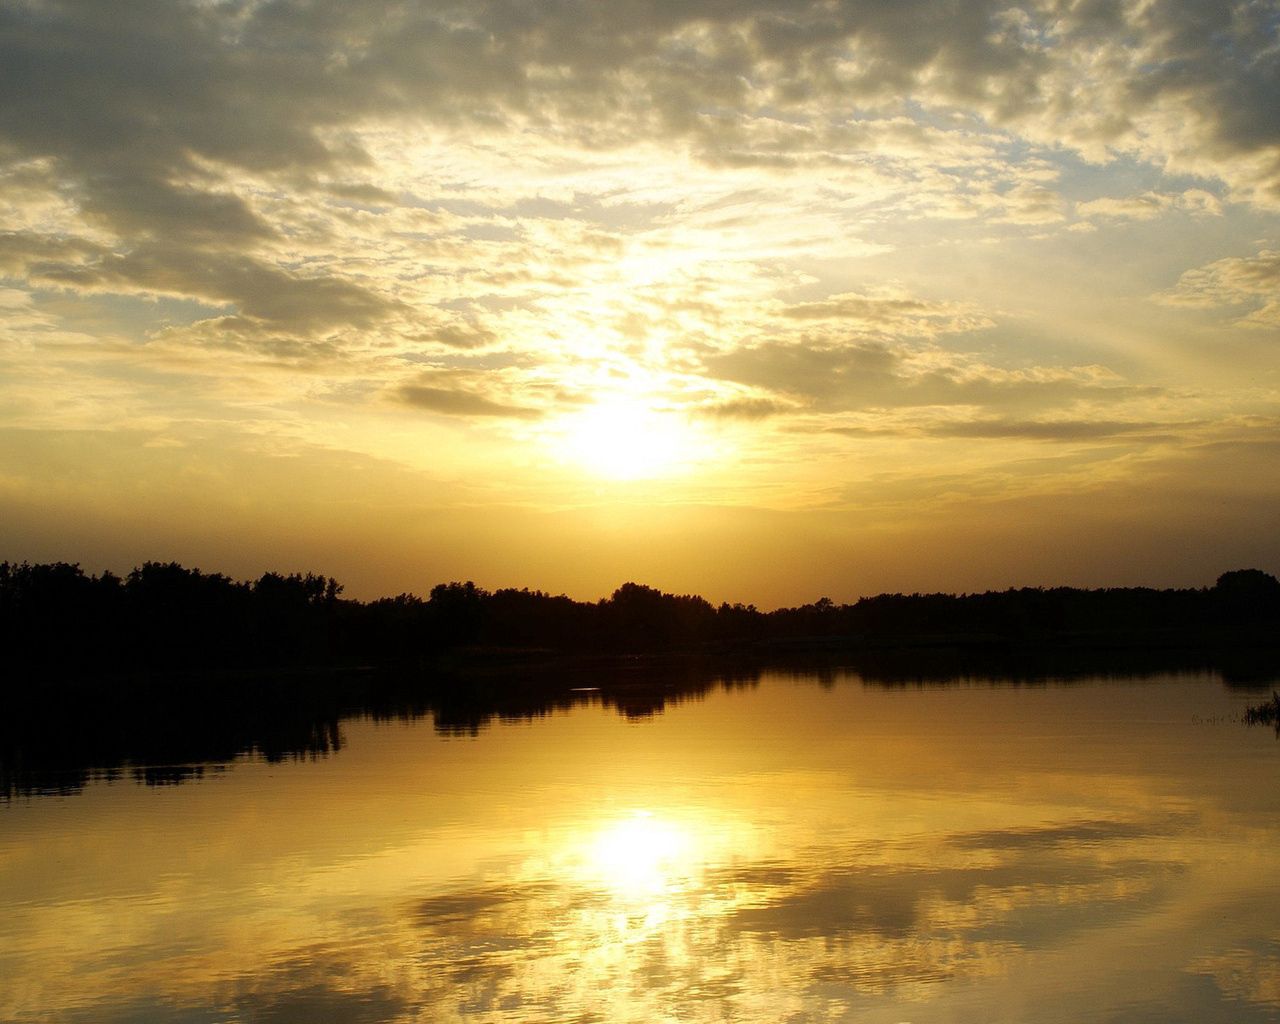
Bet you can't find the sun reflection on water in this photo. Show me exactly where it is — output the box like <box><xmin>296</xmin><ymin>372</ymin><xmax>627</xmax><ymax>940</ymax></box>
<box><xmin>586</xmin><ymin>811</ymin><xmax>692</xmax><ymax>900</ymax></box>
<box><xmin>10</xmin><ymin>679</ymin><xmax>1280</xmax><ymax>1024</ymax></box>
<box><xmin>557</xmin><ymin>807</ymin><xmax>740</xmax><ymax>949</ymax></box>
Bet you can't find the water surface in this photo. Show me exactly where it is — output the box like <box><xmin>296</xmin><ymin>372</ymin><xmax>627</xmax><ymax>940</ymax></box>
<box><xmin>3</xmin><ymin>670</ymin><xmax>1279</xmax><ymax>1023</ymax></box>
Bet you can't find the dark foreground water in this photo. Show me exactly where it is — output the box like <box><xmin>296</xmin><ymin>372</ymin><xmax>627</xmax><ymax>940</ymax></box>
<box><xmin>3</xmin><ymin>670</ymin><xmax>1280</xmax><ymax>1023</ymax></box>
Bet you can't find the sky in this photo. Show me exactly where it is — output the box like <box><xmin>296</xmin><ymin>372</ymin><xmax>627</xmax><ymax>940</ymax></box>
<box><xmin>1</xmin><ymin>0</ymin><xmax>1279</xmax><ymax>606</ymax></box>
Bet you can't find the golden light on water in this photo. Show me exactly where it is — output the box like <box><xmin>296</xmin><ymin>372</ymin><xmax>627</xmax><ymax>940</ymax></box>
<box><xmin>9</xmin><ymin>679</ymin><xmax>1280</xmax><ymax>1023</ymax></box>
<box><xmin>585</xmin><ymin>811</ymin><xmax>693</xmax><ymax>898</ymax></box>
<box><xmin>564</xmin><ymin>809</ymin><xmax>715</xmax><ymax>946</ymax></box>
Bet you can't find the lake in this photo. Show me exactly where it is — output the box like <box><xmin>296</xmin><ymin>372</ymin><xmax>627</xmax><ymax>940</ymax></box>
<box><xmin>2</xmin><ymin>668</ymin><xmax>1279</xmax><ymax>1023</ymax></box>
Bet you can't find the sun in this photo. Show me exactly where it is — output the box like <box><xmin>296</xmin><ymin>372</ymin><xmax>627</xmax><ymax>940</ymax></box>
<box><xmin>552</xmin><ymin>398</ymin><xmax>703</xmax><ymax>481</ymax></box>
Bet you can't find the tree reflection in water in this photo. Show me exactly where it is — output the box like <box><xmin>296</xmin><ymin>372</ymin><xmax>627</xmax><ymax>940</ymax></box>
<box><xmin>5</xmin><ymin>647</ymin><xmax>1276</xmax><ymax>800</ymax></box>
<box><xmin>3</xmin><ymin>671</ymin><xmax>1280</xmax><ymax>1023</ymax></box>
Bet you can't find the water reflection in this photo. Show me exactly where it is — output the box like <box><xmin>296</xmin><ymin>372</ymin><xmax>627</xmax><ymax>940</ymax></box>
<box><xmin>6</xmin><ymin>650</ymin><xmax>1278</xmax><ymax>800</ymax></box>
<box><xmin>586</xmin><ymin>811</ymin><xmax>693</xmax><ymax>899</ymax></box>
<box><xmin>395</xmin><ymin>811</ymin><xmax>1193</xmax><ymax>1019</ymax></box>
<box><xmin>3</xmin><ymin>670</ymin><xmax>1280</xmax><ymax>1023</ymax></box>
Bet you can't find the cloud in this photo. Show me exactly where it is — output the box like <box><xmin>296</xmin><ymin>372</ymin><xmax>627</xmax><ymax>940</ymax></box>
<box><xmin>1159</xmin><ymin>248</ymin><xmax>1280</xmax><ymax>326</ymax></box>
<box><xmin>815</xmin><ymin>412</ymin><xmax>1194</xmax><ymax>450</ymax></box>
<box><xmin>696</xmin><ymin>396</ymin><xmax>797</xmax><ymax>420</ymax></box>
<box><xmin>922</xmin><ymin>417</ymin><xmax>1188</xmax><ymax>442</ymax></box>
<box><xmin>1121</xmin><ymin>1</ymin><xmax>1280</xmax><ymax>204</ymax></box>
<box><xmin>395</xmin><ymin>377</ymin><xmax>544</xmax><ymax>420</ymax></box>
<box><xmin>706</xmin><ymin>340</ymin><xmax>900</xmax><ymax>407</ymax></box>
<box><xmin>422</xmin><ymin>322</ymin><xmax>498</xmax><ymax>350</ymax></box>
<box><xmin>705</xmin><ymin>339</ymin><xmax>1145</xmax><ymax>414</ymax></box>
<box><xmin>78</xmin><ymin>177</ymin><xmax>276</xmax><ymax>246</ymax></box>
<box><xmin>0</xmin><ymin>0</ymin><xmax>1276</xmax><ymax>564</ymax></box>
<box><xmin>1078</xmin><ymin>192</ymin><xmax>1177</xmax><ymax>221</ymax></box>
<box><xmin>1077</xmin><ymin>189</ymin><xmax>1223</xmax><ymax>221</ymax></box>
<box><xmin>148</xmin><ymin>316</ymin><xmax>348</xmax><ymax>364</ymax></box>
<box><xmin>0</xmin><ymin>0</ymin><xmax>1272</xmax><ymax>378</ymax></box>
<box><xmin>993</xmin><ymin>182</ymin><xmax>1068</xmax><ymax>224</ymax></box>
<box><xmin>0</xmin><ymin>231</ymin><xmax>103</xmax><ymax>274</ymax></box>
<box><xmin>779</xmin><ymin>291</ymin><xmax>993</xmax><ymax>337</ymax></box>
<box><xmin>0</xmin><ymin>231</ymin><xmax>401</xmax><ymax>338</ymax></box>
<box><xmin>3</xmin><ymin>0</ymin><xmax>1278</xmax><ymax>244</ymax></box>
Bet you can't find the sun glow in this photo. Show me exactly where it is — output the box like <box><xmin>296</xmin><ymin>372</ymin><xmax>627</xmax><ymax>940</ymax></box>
<box><xmin>587</xmin><ymin>812</ymin><xmax>693</xmax><ymax>899</ymax></box>
<box><xmin>553</xmin><ymin>398</ymin><xmax>706</xmax><ymax>481</ymax></box>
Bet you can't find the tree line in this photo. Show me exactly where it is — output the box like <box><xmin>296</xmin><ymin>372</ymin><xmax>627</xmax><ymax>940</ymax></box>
<box><xmin>2</xmin><ymin>561</ymin><xmax>1278</xmax><ymax>674</ymax></box>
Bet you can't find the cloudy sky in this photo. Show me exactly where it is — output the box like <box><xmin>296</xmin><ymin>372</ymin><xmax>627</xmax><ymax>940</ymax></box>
<box><xmin>2</xmin><ymin>0</ymin><xmax>1279</xmax><ymax>604</ymax></box>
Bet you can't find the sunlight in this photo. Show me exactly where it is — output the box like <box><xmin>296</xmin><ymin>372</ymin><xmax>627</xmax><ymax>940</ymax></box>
<box><xmin>586</xmin><ymin>811</ymin><xmax>692</xmax><ymax>899</ymax></box>
<box><xmin>552</xmin><ymin>398</ymin><xmax>703</xmax><ymax>481</ymax></box>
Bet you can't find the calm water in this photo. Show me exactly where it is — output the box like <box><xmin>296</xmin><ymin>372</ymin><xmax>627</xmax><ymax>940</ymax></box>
<box><xmin>3</xmin><ymin>670</ymin><xmax>1280</xmax><ymax>1023</ymax></box>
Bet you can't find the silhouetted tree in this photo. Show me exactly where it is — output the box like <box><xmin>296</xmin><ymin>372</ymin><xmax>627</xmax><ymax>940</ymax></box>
<box><xmin>1213</xmin><ymin>568</ymin><xmax>1280</xmax><ymax>627</ymax></box>
<box><xmin>428</xmin><ymin>581</ymin><xmax>489</xmax><ymax>647</ymax></box>
<box><xmin>2</xmin><ymin>560</ymin><xmax>1278</xmax><ymax>680</ymax></box>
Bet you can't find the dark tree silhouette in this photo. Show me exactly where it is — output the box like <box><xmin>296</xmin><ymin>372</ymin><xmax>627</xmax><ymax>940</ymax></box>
<box><xmin>2</xmin><ymin>560</ymin><xmax>1277</xmax><ymax>678</ymax></box>
<box><xmin>4</xmin><ymin>559</ymin><xmax>1279</xmax><ymax>798</ymax></box>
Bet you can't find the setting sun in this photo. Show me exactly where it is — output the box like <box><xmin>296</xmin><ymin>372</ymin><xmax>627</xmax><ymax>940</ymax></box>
<box><xmin>552</xmin><ymin>400</ymin><xmax>706</xmax><ymax>481</ymax></box>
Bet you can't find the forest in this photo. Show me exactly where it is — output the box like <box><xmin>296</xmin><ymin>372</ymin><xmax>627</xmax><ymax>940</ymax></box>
<box><xmin>4</xmin><ymin>561</ymin><xmax>1279</xmax><ymax>798</ymax></box>
<box><xmin>3</xmin><ymin>561</ymin><xmax>1278</xmax><ymax>674</ymax></box>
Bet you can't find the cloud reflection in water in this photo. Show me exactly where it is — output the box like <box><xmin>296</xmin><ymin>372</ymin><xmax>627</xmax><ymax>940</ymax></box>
<box><xmin>5</xmin><ymin>674</ymin><xmax>1280</xmax><ymax>1023</ymax></box>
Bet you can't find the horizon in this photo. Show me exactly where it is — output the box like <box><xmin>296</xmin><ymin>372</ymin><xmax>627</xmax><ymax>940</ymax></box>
<box><xmin>3</xmin><ymin>1</ymin><xmax>1280</xmax><ymax>606</ymax></box>
<box><xmin>7</xmin><ymin>556</ymin><xmax>1273</xmax><ymax>612</ymax></box>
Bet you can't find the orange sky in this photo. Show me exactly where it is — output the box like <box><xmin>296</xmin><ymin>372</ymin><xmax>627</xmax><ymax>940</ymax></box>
<box><xmin>2</xmin><ymin>0</ymin><xmax>1278</xmax><ymax>604</ymax></box>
